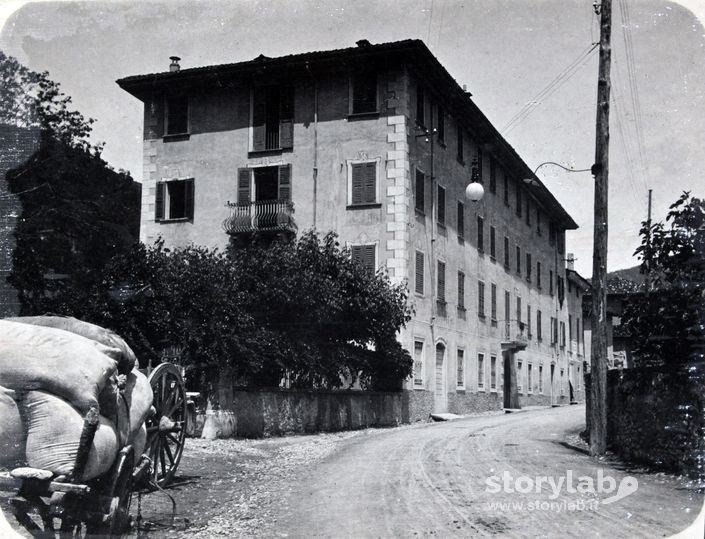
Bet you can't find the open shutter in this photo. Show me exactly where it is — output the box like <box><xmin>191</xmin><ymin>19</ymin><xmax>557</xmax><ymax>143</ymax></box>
<box><xmin>363</xmin><ymin>162</ymin><xmax>376</xmax><ymax>203</ymax></box>
<box><xmin>252</xmin><ymin>91</ymin><xmax>266</xmax><ymax>151</ymax></box>
<box><xmin>155</xmin><ymin>181</ymin><xmax>165</xmax><ymax>221</ymax></box>
<box><xmin>351</xmin><ymin>164</ymin><xmax>363</xmax><ymax>205</ymax></box>
<box><xmin>363</xmin><ymin>244</ymin><xmax>375</xmax><ymax>273</ymax></box>
<box><xmin>237</xmin><ymin>168</ymin><xmax>251</xmax><ymax>204</ymax></box>
<box><xmin>437</xmin><ymin>261</ymin><xmax>446</xmax><ymax>302</ymax></box>
<box><xmin>415</xmin><ymin>251</ymin><xmax>424</xmax><ymax>295</ymax></box>
<box><xmin>280</xmin><ymin>86</ymin><xmax>294</xmax><ymax>149</ymax></box>
<box><xmin>278</xmin><ymin>164</ymin><xmax>291</xmax><ymax>201</ymax></box>
<box><xmin>437</xmin><ymin>185</ymin><xmax>446</xmax><ymax>224</ymax></box>
<box><xmin>184</xmin><ymin>178</ymin><xmax>195</xmax><ymax>220</ymax></box>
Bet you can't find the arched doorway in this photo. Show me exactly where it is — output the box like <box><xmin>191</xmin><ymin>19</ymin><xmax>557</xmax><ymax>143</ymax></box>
<box><xmin>434</xmin><ymin>342</ymin><xmax>447</xmax><ymax>412</ymax></box>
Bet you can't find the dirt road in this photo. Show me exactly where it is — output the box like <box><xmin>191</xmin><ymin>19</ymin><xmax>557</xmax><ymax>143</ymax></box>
<box><xmin>275</xmin><ymin>405</ymin><xmax>703</xmax><ymax>538</ymax></box>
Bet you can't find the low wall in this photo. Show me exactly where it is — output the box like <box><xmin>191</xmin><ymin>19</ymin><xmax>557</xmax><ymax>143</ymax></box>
<box><xmin>212</xmin><ymin>384</ymin><xmax>404</xmax><ymax>438</ymax></box>
<box><xmin>448</xmin><ymin>390</ymin><xmax>502</xmax><ymax>415</ymax></box>
<box><xmin>596</xmin><ymin>363</ymin><xmax>705</xmax><ymax>478</ymax></box>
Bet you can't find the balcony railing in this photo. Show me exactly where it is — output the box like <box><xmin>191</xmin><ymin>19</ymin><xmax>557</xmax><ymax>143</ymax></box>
<box><xmin>223</xmin><ymin>200</ymin><xmax>296</xmax><ymax>235</ymax></box>
<box><xmin>501</xmin><ymin>320</ymin><xmax>529</xmax><ymax>352</ymax></box>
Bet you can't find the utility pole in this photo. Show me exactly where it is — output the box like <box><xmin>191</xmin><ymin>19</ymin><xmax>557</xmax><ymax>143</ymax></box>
<box><xmin>645</xmin><ymin>189</ymin><xmax>653</xmax><ymax>290</ymax></box>
<box><xmin>590</xmin><ymin>0</ymin><xmax>612</xmax><ymax>456</ymax></box>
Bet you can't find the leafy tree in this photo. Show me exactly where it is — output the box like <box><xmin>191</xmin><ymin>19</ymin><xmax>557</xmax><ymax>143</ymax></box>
<box><xmin>51</xmin><ymin>231</ymin><xmax>413</xmax><ymax>395</ymax></box>
<box><xmin>1</xmin><ymin>50</ymin><xmax>95</xmax><ymax>150</ymax></box>
<box><xmin>623</xmin><ymin>192</ymin><xmax>705</xmax><ymax>366</ymax></box>
<box><xmin>1</xmin><ymin>51</ymin><xmax>140</xmax><ymax>313</ymax></box>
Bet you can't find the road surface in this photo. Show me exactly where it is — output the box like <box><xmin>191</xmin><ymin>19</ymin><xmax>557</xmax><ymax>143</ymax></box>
<box><xmin>276</xmin><ymin>405</ymin><xmax>703</xmax><ymax>538</ymax></box>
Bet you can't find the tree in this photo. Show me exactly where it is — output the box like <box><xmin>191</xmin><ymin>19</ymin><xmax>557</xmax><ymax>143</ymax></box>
<box><xmin>1</xmin><ymin>50</ymin><xmax>95</xmax><ymax>150</ymax></box>
<box><xmin>622</xmin><ymin>192</ymin><xmax>705</xmax><ymax>367</ymax></box>
<box><xmin>1</xmin><ymin>51</ymin><xmax>140</xmax><ymax>314</ymax></box>
<box><xmin>50</xmin><ymin>231</ymin><xmax>413</xmax><ymax>395</ymax></box>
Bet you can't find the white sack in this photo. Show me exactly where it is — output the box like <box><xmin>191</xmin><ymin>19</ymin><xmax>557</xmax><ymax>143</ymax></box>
<box><xmin>0</xmin><ymin>320</ymin><xmax>118</xmax><ymax>413</ymax></box>
<box><xmin>0</xmin><ymin>385</ymin><xmax>23</xmax><ymax>468</ymax></box>
<box><xmin>22</xmin><ymin>390</ymin><xmax>118</xmax><ymax>481</ymax></box>
<box><xmin>6</xmin><ymin>316</ymin><xmax>138</xmax><ymax>373</ymax></box>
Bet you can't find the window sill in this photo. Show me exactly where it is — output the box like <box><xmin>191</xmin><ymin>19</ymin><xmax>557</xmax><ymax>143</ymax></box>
<box><xmin>478</xmin><ymin>249</ymin><xmax>485</xmax><ymax>256</ymax></box>
<box><xmin>163</xmin><ymin>133</ymin><xmax>190</xmax><ymax>142</ymax></box>
<box><xmin>478</xmin><ymin>313</ymin><xmax>487</xmax><ymax>321</ymax></box>
<box><xmin>458</xmin><ymin>235</ymin><xmax>464</xmax><ymax>244</ymax></box>
<box><xmin>490</xmin><ymin>256</ymin><xmax>496</xmax><ymax>263</ymax></box>
<box><xmin>347</xmin><ymin>203</ymin><xmax>382</xmax><ymax>210</ymax></box>
<box><xmin>413</xmin><ymin>384</ymin><xmax>425</xmax><ymax>390</ymax></box>
<box><xmin>456</xmin><ymin>388</ymin><xmax>466</xmax><ymax>393</ymax></box>
<box><xmin>491</xmin><ymin>319</ymin><xmax>498</xmax><ymax>327</ymax></box>
<box><xmin>415</xmin><ymin>208</ymin><xmax>425</xmax><ymax>217</ymax></box>
<box><xmin>248</xmin><ymin>148</ymin><xmax>291</xmax><ymax>157</ymax></box>
<box><xmin>457</xmin><ymin>158</ymin><xmax>465</xmax><ymax>166</ymax></box>
<box><xmin>504</xmin><ymin>263</ymin><xmax>511</xmax><ymax>272</ymax></box>
<box><xmin>157</xmin><ymin>217</ymin><xmax>192</xmax><ymax>223</ymax></box>
<box><xmin>478</xmin><ymin>386</ymin><xmax>486</xmax><ymax>392</ymax></box>
<box><xmin>437</xmin><ymin>222</ymin><xmax>446</xmax><ymax>229</ymax></box>
<box><xmin>347</xmin><ymin>111</ymin><xmax>380</xmax><ymax>121</ymax></box>
<box><xmin>438</xmin><ymin>140</ymin><xmax>446</xmax><ymax>149</ymax></box>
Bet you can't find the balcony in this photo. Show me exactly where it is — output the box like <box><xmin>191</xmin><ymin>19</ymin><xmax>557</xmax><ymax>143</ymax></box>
<box><xmin>501</xmin><ymin>320</ymin><xmax>529</xmax><ymax>352</ymax></box>
<box><xmin>223</xmin><ymin>200</ymin><xmax>296</xmax><ymax>237</ymax></box>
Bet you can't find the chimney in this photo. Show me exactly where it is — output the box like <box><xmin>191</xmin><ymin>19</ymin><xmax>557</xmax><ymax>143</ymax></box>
<box><xmin>567</xmin><ymin>253</ymin><xmax>575</xmax><ymax>271</ymax></box>
<box><xmin>169</xmin><ymin>56</ymin><xmax>181</xmax><ymax>72</ymax></box>
<box><xmin>356</xmin><ymin>39</ymin><xmax>371</xmax><ymax>48</ymax></box>
<box><xmin>462</xmin><ymin>84</ymin><xmax>472</xmax><ymax>97</ymax></box>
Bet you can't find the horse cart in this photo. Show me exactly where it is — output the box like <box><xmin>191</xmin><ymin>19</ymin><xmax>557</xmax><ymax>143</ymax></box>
<box><xmin>0</xmin><ymin>318</ymin><xmax>189</xmax><ymax>537</ymax></box>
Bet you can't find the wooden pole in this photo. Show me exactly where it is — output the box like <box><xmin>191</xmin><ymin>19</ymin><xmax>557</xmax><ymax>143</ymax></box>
<box><xmin>590</xmin><ymin>0</ymin><xmax>612</xmax><ymax>456</ymax></box>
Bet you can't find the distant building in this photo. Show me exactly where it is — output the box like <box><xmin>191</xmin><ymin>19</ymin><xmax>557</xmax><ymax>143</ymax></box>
<box><xmin>118</xmin><ymin>39</ymin><xmax>585</xmax><ymax>417</ymax></box>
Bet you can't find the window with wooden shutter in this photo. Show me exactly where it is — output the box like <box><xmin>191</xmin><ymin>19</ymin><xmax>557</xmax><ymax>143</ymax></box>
<box><xmin>415</xmin><ymin>250</ymin><xmax>424</xmax><ymax>295</ymax></box>
<box><xmin>351</xmin><ymin>71</ymin><xmax>377</xmax><ymax>114</ymax></box>
<box><xmin>490</xmin><ymin>226</ymin><xmax>496</xmax><ymax>259</ymax></box>
<box><xmin>165</xmin><ymin>96</ymin><xmax>188</xmax><ymax>135</ymax></box>
<box><xmin>477</xmin><ymin>216</ymin><xmax>484</xmax><ymax>252</ymax></box>
<box><xmin>457</xmin><ymin>201</ymin><xmax>464</xmax><ymax>239</ymax></box>
<box><xmin>456</xmin><ymin>349</ymin><xmax>464</xmax><ymax>389</ymax></box>
<box><xmin>437</xmin><ymin>261</ymin><xmax>446</xmax><ymax>302</ymax></box>
<box><xmin>478</xmin><ymin>280</ymin><xmax>485</xmax><ymax>317</ymax></box>
<box><xmin>351</xmin><ymin>162</ymin><xmax>376</xmax><ymax>205</ymax></box>
<box><xmin>456</xmin><ymin>125</ymin><xmax>464</xmax><ymax>163</ymax></box>
<box><xmin>156</xmin><ymin>178</ymin><xmax>194</xmax><ymax>221</ymax></box>
<box><xmin>416</xmin><ymin>84</ymin><xmax>425</xmax><ymax>126</ymax></box>
<box><xmin>278</xmin><ymin>165</ymin><xmax>291</xmax><ymax>201</ymax></box>
<box><xmin>280</xmin><ymin>86</ymin><xmax>294</xmax><ymax>149</ymax></box>
<box><xmin>237</xmin><ymin>168</ymin><xmax>251</xmax><ymax>205</ymax></box>
<box><xmin>437</xmin><ymin>105</ymin><xmax>445</xmax><ymax>143</ymax></box>
<box><xmin>252</xmin><ymin>91</ymin><xmax>267</xmax><ymax>151</ymax></box>
<box><xmin>352</xmin><ymin>244</ymin><xmax>376</xmax><ymax>274</ymax></box>
<box><xmin>415</xmin><ymin>169</ymin><xmax>425</xmax><ymax>213</ymax></box>
<box><xmin>504</xmin><ymin>236</ymin><xmax>510</xmax><ymax>268</ymax></box>
<box><xmin>489</xmin><ymin>158</ymin><xmax>497</xmax><ymax>194</ymax></box>
<box><xmin>155</xmin><ymin>181</ymin><xmax>165</xmax><ymax>221</ymax></box>
<box><xmin>437</xmin><ymin>185</ymin><xmax>445</xmax><ymax>225</ymax></box>
<box><xmin>457</xmin><ymin>271</ymin><xmax>465</xmax><ymax>310</ymax></box>
<box><xmin>414</xmin><ymin>341</ymin><xmax>424</xmax><ymax>387</ymax></box>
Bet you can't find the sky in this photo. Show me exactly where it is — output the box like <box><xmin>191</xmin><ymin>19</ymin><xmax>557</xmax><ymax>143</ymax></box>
<box><xmin>1</xmin><ymin>0</ymin><xmax>704</xmax><ymax>278</ymax></box>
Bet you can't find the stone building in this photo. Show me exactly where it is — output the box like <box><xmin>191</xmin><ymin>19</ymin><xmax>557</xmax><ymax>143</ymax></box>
<box><xmin>118</xmin><ymin>39</ymin><xmax>585</xmax><ymax>419</ymax></box>
<box><xmin>0</xmin><ymin>124</ymin><xmax>40</xmax><ymax>317</ymax></box>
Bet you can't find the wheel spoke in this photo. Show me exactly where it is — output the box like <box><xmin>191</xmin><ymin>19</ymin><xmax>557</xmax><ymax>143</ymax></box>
<box><xmin>164</xmin><ymin>439</ymin><xmax>175</xmax><ymax>465</ymax></box>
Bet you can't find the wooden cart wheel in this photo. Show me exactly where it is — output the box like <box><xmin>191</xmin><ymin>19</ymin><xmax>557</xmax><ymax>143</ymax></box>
<box><xmin>145</xmin><ymin>363</ymin><xmax>188</xmax><ymax>488</ymax></box>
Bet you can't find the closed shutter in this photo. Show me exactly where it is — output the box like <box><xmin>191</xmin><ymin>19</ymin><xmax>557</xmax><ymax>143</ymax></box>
<box><xmin>185</xmin><ymin>178</ymin><xmax>195</xmax><ymax>220</ymax></box>
<box><xmin>280</xmin><ymin>86</ymin><xmax>294</xmax><ymax>149</ymax></box>
<box><xmin>415</xmin><ymin>251</ymin><xmax>424</xmax><ymax>295</ymax></box>
<box><xmin>278</xmin><ymin>164</ymin><xmax>291</xmax><ymax>201</ymax></box>
<box><xmin>457</xmin><ymin>201</ymin><xmax>464</xmax><ymax>238</ymax></box>
<box><xmin>458</xmin><ymin>272</ymin><xmax>465</xmax><ymax>309</ymax></box>
<box><xmin>237</xmin><ymin>168</ymin><xmax>251</xmax><ymax>204</ymax></box>
<box><xmin>415</xmin><ymin>169</ymin><xmax>425</xmax><ymax>212</ymax></box>
<box><xmin>437</xmin><ymin>185</ymin><xmax>445</xmax><ymax>224</ymax></box>
<box><xmin>352</xmin><ymin>244</ymin><xmax>375</xmax><ymax>273</ymax></box>
<box><xmin>351</xmin><ymin>162</ymin><xmax>376</xmax><ymax>204</ymax></box>
<box><xmin>252</xmin><ymin>91</ymin><xmax>266</xmax><ymax>151</ymax></box>
<box><xmin>437</xmin><ymin>261</ymin><xmax>446</xmax><ymax>302</ymax></box>
<box><xmin>155</xmin><ymin>181</ymin><xmax>165</xmax><ymax>221</ymax></box>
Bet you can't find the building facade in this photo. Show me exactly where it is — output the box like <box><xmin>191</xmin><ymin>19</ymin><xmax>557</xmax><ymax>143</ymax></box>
<box><xmin>118</xmin><ymin>39</ymin><xmax>585</xmax><ymax>419</ymax></box>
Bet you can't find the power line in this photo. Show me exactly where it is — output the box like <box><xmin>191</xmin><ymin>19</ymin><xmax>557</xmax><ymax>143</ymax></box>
<box><xmin>502</xmin><ymin>43</ymin><xmax>598</xmax><ymax>135</ymax></box>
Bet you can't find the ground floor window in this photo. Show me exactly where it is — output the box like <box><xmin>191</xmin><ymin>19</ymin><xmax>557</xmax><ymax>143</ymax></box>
<box><xmin>413</xmin><ymin>340</ymin><xmax>424</xmax><ymax>387</ymax></box>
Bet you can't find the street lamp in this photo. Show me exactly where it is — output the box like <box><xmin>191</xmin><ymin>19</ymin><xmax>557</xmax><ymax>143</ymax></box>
<box><xmin>465</xmin><ymin>157</ymin><xmax>484</xmax><ymax>202</ymax></box>
<box><xmin>522</xmin><ymin>161</ymin><xmax>593</xmax><ymax>185</ymax></box>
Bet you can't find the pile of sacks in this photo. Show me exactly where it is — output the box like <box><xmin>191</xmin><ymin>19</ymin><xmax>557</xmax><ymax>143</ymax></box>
<box><xmin>0</xmin><ymin>316</ymin><xmax>153</xmax><ymax>482</ymax></box>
